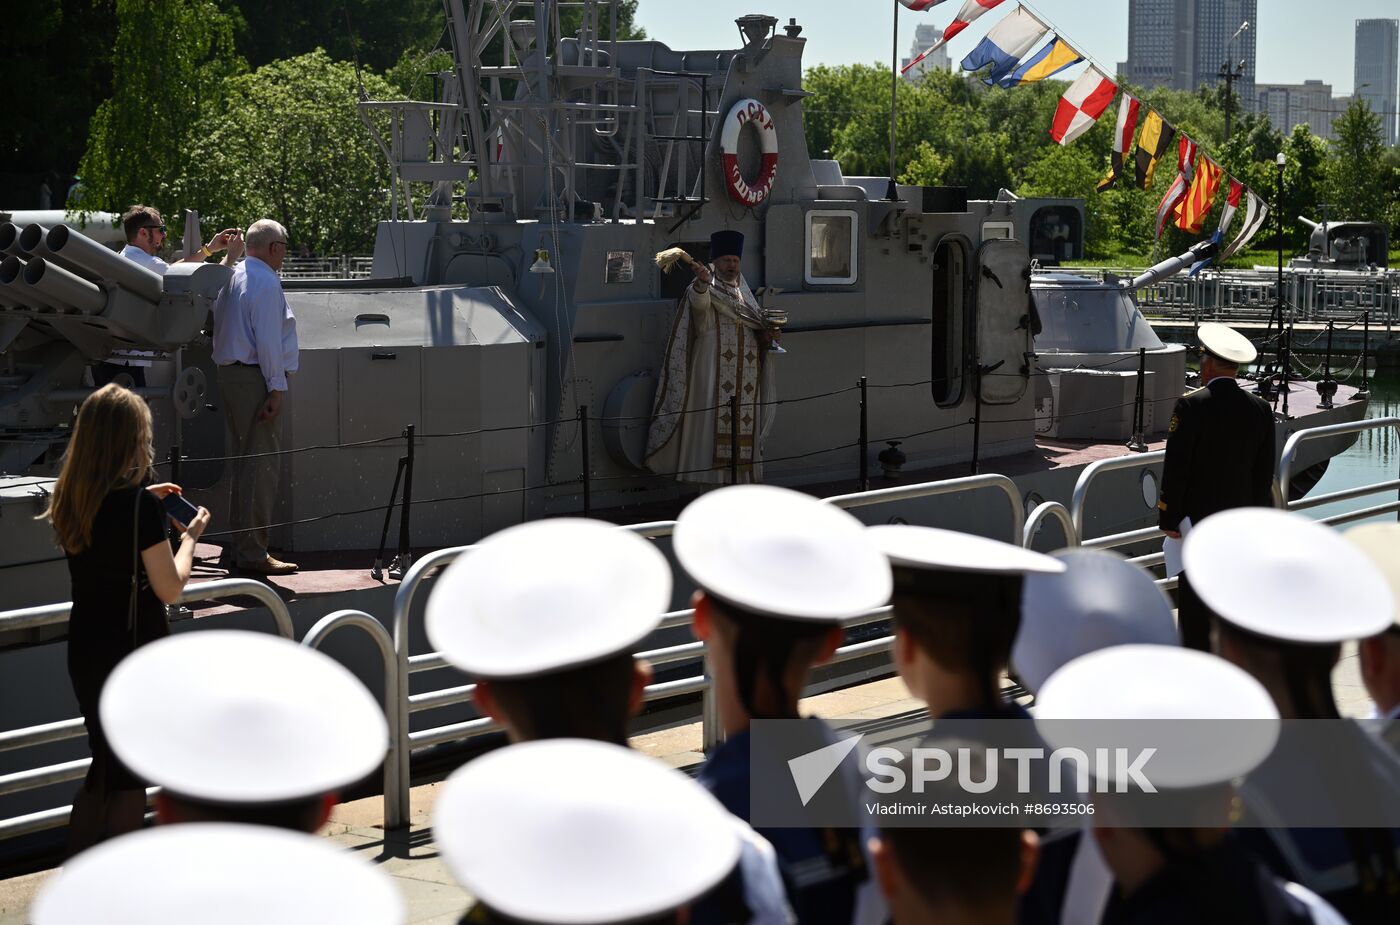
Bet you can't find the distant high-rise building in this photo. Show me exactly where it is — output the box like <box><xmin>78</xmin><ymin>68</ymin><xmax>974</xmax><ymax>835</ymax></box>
<box><xmin>902</xmin><ymin>23</ymin><xmax>951</xmax><ymax>80</ymax></box>
<box><xmin>1355</xmin><ymin>19</ymin><xmax>1399</xmax><ymax>145</ymax></box>
<box><xmin>1121</xmin><ymin>0</ymin><xmax>1256</xmax><ymax>110</ymax></box>
<box><xmin>1256</xmin><ymin>80</ymin><xmax>1345</xmax><ymax>140</ymax></box>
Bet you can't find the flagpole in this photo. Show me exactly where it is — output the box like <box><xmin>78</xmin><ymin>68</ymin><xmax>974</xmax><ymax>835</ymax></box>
<box><xmin>887</xmin><ymin>0</ymin><xmax>900</xmax><ymax>201</ymax></box>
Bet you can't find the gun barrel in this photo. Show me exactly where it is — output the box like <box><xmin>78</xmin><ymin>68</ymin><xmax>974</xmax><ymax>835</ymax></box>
<box><xmin>0</xmin><ymin>255</ymin><xmax>59</xmax><ymax>311</ymax></box>
<box><xmin>22</xmin><ymin>223</ymin><xmax>163</xmax><ymax>303</ymax></box>
<box><xmin>1297</xmin><ymin>216</ymin><xmax>1319</xmax><ymax>230</ymax></box>
<box><xmin>1129</xmin><ymin>241</ymin><xmax>1218</xmax><ymax>290</ymax></box>
<box><xmin>22</xmin><ymin>257</ymin><xmax>106</xmax><ymax>315</ymax></box>
<box><xmin>0</xmin><ymin>222</ymin><xmax>29</xmax><ymax>259</ymax></box>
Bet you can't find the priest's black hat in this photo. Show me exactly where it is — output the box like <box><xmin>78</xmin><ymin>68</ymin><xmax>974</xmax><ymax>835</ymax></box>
<box><xmin>710</xmin><ymin>230</ymin><xmax>744</xmax><ymax>259</ymax></box>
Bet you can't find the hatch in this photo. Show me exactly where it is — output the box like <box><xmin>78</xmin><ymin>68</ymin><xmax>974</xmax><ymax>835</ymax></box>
<box><xmin>974</xmin><ymin>239</ymin><xmax>1032</xmax><ymax>405</ymax></box>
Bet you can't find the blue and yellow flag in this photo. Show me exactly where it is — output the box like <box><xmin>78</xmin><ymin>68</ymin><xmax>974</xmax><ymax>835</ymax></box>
<box><xmin>997</xmin><ymin>36</ymin><xmax>1083</xmax><ymax>88</ymax></box>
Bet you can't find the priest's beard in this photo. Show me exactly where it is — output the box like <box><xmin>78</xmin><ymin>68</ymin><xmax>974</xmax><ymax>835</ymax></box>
<box><xmin>716</xmin><ymin>269</ymin><xmax>740</xmax><ymax>285</ymax></box>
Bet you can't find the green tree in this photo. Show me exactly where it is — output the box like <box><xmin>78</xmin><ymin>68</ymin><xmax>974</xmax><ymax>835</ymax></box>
<box><xmin>1280</xmin><ymin>123</ymin><xmax>1331</xmax><ymax>252</ymax></box>
<box><xmin>1018</xmin><ymin>142</ymin><xmax>1121</xmax><ymax>257</ymax></box>
<box><xmin>174</xmin><ymin>50</ymin><xmax>397</xmax><ymax>254</ymax></box>
<box><xmin>77</xmin><ymin>0</ymin><xmax>246</xmax><ymax>218</ymax></box>
<box><xmin>1326</xmin><ymin>98</ymin><xmax>1388</xmax><ymax>224</ymax></box>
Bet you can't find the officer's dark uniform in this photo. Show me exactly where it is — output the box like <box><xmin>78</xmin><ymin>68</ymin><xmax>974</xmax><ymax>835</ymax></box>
<box><xmin>1158</xmin><ymin>376</ymin><xmax>1275</xmax><ymax>650</ymax></box>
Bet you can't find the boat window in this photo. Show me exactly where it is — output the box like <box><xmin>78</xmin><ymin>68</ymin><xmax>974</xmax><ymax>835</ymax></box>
<box><xmin>805</xmin><ymin>210</ymin><xmax>858</xmax><ymax>285</ymax></box>
<box><xmin>981</xmin><ymin>221</ymin><xmax>1015</xmax><ymax>241</ymax></box>
<box><xmin>931</xmin><ymin>239</ymin><xmax>966</xmax><ymax>407</ymax></box>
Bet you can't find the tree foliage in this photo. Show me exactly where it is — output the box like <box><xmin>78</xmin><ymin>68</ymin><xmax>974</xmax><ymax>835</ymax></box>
<box><xmin>1326</xmin><ymin>98</ymin><xmax>1388</xmax><ymax>224</ymax></box>
<box><xmin>76</xmin><ymin>0</ymin><xmax>245</xmax><ymax>219</ymax></box>
<box><xmin>173</xmin><ymin>51</ymin><xmax>397</xmax><ymax>254</ymax></box>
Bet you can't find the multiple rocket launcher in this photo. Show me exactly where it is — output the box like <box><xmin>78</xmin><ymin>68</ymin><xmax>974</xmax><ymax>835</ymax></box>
<box><xmin>0</xmin><ymin>221</ymin><xmax>229</xmax><ymax>465</ymax></box>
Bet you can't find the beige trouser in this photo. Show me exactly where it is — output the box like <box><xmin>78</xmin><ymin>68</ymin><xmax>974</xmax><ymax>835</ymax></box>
<box><xmin>218</xmin><ymin>364</ymin><xmax>282</xmax><ymax>566</ymax></box>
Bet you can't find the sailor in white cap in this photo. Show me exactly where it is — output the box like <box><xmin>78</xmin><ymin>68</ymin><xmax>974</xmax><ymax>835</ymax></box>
<box><xmin>868</xmin><ymin>525</ymin><xmax>1064</xmax><ymax>720</ymax></box>
<box><xmin>435</xmin><ymin>738</ymin><xmax>742</xmax><ymax>925</ymax></box>
<box><xmin>425</xmin><ymin>517</ymin><xmax>793</xmax><ymax>925</ymax></box>
<box><xmin>1185</xmin><ymin>508</ymin><xmax>1400</xmax><ymax>924</ymax></box>
<box><xmin>868</xmin><ymin>738</ymin><xmax>1040</xmax><ymax>925</ymax></box>
<box><xmin>100</xmin><ymin>630</ymin><xmax>387</xmax><ymax>831</ymax></box>
<box><xmin>1032</xmin><ymin>645</ymin><xmax>1346</xmax><ymax>925</ymax></box>
<box><xmin>1158</xmin><ymin>321</ymin><xmax>1275</xmax><ymax>651</ymax></box>
<box><xmin>1346</xmin><ymin>523</ymin><xmax>1400</xmax><ymax>754</ymax></box>
<box><xmin>426</xmin><ymin>518</ymin><xmax>671</xmax><ymax>745</ymax></box>
<box><xmin>32</xmin><ymin>822</ymin><xmax>404</xmax><ymax>925</ymax></box>
<box><xmin>1013</xmin><ymin>549</ymin><xmax>1178</xmax><ymax>925</ymax></box>
<box><xmin>675</xmin><ymin>485</ymin><xmax>892</xmax><ymax>925</ymax></box>
<box><xmin>1013</xmin><ymin>548</ymin><xmax>1178</xmax><ymax>696</ymax></box>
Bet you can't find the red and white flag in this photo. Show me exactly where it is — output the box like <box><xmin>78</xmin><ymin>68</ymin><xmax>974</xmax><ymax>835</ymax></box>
<box><xmin>900</xmin><ymin>0</ymin><xmax>1007</xmax><ymax>73</ymax></box>
<box><xmin>899</xmin><ymin>0</ymin><xmax>950</xmax><ymax>9</ymax></box>
<box><xmin>1049</xmin><ymin>66</ymin><xmax>1117</xmax><ymax>146</ymax></box>
<box><xmin>1221</xmin><ymin>189</ymin><xmax>1269</xmax><ymax>259</ymax></box>
<box><xmin>1096</xmin><ymin>93</ymin><xmax>1141</xmax><ymax>190</ymax></box>
<box><xmin>1217</xmin><ymin>178</ymin><xmax>1245</xmax><ymax>238</ymax></box>
<box><xmin>1154</xmin><ymin>135</ymin><xmax>1197</xmax><ymax>239</ymax></box>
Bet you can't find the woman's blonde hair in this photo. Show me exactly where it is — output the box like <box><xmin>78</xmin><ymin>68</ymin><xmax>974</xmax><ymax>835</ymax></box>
<box><xmin>42</xmin><ymin>384</ymin><xmax>155</xmax><ymax>553</ymax></box>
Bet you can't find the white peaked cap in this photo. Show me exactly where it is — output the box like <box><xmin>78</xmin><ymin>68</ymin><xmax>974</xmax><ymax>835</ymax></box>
<box><xmin>33</xmin><ymin>823</ymin><xmax>404</xmax><ymax>925</ymax></box>
<box><xmin>435</xmin><ymin>739</ymin><xmax>741</xmax><ymax>924</ymax></box>
<box><xmin>1014</xmin><ymin>548</ymin><xmax>1177</xmax><ymax>694</ymax></box>
<box><xmin>869</xmin><ymin>524</ymin><xmax>1065</xmax><ymax>576</ymax></box>
<box><xmin>673</xmin><ymin>485</ymin><xmax>892</xmax><ymax>622</ymax></box>
<box><xmin>101</xmin><ymin>630</ymin><xmax>388</xmax><ymax>803</ymax></box>
<box><xmin>425</xmin><ymin>518</ymin><xmax>671</xmax><ymax>678</ymax></box>
<box><xmin>1035</xmin><ymin>645</ymin><xmax>1280</xmax><ymax>789</ymax></box>
<box><xmin>1198</xmin><ymin>322</ymin><xmax>1258</xmax><ymax>365</ymax></box>
<box><xmin>1344</xmin><ymin>523</ymin><xmax>1400</xmax><ymax>629</ymax></box>
<box><xmin>1183</xmin><ymin>508</ymin><xmax>1394</xmax><ymax>644</ymax></box>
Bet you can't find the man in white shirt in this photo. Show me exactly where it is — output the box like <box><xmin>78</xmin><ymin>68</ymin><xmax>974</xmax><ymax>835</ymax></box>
<box><xmin>211</xmin><ymin>219</ymin><xmax>298</xmax><ymax>575</ymax></box>
<box><xmin>101</xmin><ymin>205</ymin><xmax>241</xmax><ymax>387</ymax></box>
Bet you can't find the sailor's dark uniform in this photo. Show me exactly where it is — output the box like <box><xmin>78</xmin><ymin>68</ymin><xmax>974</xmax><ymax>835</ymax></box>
<box><xmin>696</xmin><ymin>721</ymin><xmax>880</xmax><ymax>925</ymax></box>
<box><xmin>1158</xmin><ymin>377</ymin><xmax>1275</xmax><ymax>649</ymax></box>
<box><xmin>1021</xmin><ymin>829</ymin><xmax>1346</xmax><ymax>925</ymax></box>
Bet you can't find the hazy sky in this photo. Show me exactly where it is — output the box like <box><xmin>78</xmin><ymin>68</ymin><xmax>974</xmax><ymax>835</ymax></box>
<box><xmin>635</xmin><ymin>0</ymin><xmax>1399</xmax><ymax>96</ymax></box>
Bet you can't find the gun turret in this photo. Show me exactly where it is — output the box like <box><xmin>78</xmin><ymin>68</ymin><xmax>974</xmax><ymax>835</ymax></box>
<box><xmin>1129</xmin><ymin>240</ymin><xmax>1218</xmax><ymax>291</ymax></box>
<box><xmin>0</xmin><ymin>222</ymin><xmax>229</xmax><ymax>470</ymax></box>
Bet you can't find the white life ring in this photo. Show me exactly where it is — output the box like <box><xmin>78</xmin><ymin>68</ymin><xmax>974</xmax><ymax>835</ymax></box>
<box><xmin>720</xmin><ymin>98</ymin><xmax>779</xmax><ymax>207</ymax></box>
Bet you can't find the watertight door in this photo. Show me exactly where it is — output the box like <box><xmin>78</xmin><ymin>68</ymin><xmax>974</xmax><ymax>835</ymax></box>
<box><xmin>974</xmin><ymin>239</ymin><xmax>1032</xmax><ymax>405</ymax></box>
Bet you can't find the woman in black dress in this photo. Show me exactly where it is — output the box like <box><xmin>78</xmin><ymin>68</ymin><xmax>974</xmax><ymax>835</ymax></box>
<box><xmin>40</xmin><ymin>383</ymin><xmax>210</xmax><ymax>853</ymax></box>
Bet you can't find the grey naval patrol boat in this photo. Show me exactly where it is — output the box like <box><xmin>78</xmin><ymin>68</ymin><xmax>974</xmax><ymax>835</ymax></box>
<box><xmin>0</xmin><ymin>2</ymin><xmax>1365</xmax><ymax>611</ymax></box>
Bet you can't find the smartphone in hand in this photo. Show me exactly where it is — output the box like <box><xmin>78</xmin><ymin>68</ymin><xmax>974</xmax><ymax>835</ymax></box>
<box><xmin>162</xmin><ymin>492</ymin><xmax>201</xmax><ymax>528</ymax></box>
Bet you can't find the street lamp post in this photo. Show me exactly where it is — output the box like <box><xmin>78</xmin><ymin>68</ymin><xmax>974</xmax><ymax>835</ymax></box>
<box><xmin>1275</xmin><ymin>151</ymin><xmax>1292</xmax><ymax>417</ymax></box>
<box><xmin>1219</xmin><ymin>21</ymin><xmax>1249</xmax><ymax>142</ymax></box>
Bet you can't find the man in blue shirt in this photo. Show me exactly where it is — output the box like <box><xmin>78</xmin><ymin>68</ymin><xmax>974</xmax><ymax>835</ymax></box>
<box><xmin>211</xmin><ymin>219</ymin><xmax>298</xmax><ymax>575</ymax></box>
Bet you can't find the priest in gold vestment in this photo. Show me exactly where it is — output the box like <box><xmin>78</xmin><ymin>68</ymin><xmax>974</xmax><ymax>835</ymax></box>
<box><xmin>645</xmin><ymin>230</ymin><xmax>777</xmax><ymax>483</ymax></box>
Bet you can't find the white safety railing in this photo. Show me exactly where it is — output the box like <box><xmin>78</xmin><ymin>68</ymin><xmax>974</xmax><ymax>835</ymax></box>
<box><xmin>0</xmin><ymin>580</ymin><xmax>293</xmax><ymax>841</ymax></box>
<box><xmin>1275</xmin><ymin>417</ymin><xmax>1400</xmax><ymax>526</ymax></box>
<box><xmin>1069</xmin><ymin>451</ymin><xmax>1172</xmax><ymax>589</ymax></box>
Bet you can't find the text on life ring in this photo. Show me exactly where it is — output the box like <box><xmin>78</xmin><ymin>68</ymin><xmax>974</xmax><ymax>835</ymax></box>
<box><xmin>720</xmin><ymin>98</ymin><xmax>779</xmax><ymax>207</ymax></box>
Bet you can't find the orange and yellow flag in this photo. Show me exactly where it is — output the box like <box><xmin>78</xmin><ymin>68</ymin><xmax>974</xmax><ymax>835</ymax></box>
<box><xmin>1174</xmin><ymin>156</ymin><xmax>1224</xmax><ymax>234</ymax></box>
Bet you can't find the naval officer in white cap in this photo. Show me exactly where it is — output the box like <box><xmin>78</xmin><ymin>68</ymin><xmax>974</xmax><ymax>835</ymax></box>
<box><xmin>32</xmin><ymin>822</ymin><xmax>404</xmax><ymax>925</ymax></box>
<box><xmin>1033</xmin><ymin>645</ymin><xmax>1347</xmax><ymax>925</ymax></box>
<box><xmin>426</xmin><ymin>518</ymin><xmax>671</xmax><ymax>745</ymax></box>
<box><xmin>1345</xmin><ymin>523</ymin><xmax>1400</xmax><ymax>754</ymax></box>
<box><xmin>867</xmin><ymin>525</ymin><xmax>1063</xmax><ymax>720</ymax></box>
<box><xmin>100</xmin><ymin>630</ymin><xmax>388</xmax><ymax>831</ymax></box>
<box><xmin>675</xmin><ymin>485</ymin><xmax>891</xmax><ymax>925</ymax></box>
<box><xmin>425</xmin><ymin>517</ymin><xmax>793</xmax><ymax>925</ymax></box>
<box><xmin>1158</xmin><ymin>321</ymin><xmax>1275</xmax><ymax>651</ymax></box>
<box><xmin>434</xmin><ymin>738</ymin><xmax>743</xmax><ymax>925</ymax></box>
<box><xmin>1185</xmin><ymin>508</ymin><xmax>1400</xmax><ymax>924</ymax></box>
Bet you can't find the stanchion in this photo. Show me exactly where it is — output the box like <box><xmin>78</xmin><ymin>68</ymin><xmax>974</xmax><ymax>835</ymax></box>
<box><xmin>168</xmin><ymin>445</ymin><xmax>182</xmax><ymax>485</ymax></box>
<box><xmin>1318</xmin><ymin>320</ymin><xmax>1336</xmax><ymax>409</ymax></box>
<box><xmin>858</xmin><ymin>376</ymin><xmax>869</xmax><ymax>492</ymax></box>
<box><xmin>391</xmin><ymin>425</ymin><xmax>415</xmax><ymax>578</ymax></box>
<box><xmin>1127</xmin><ymin>348</ymin><xmax>1148</xmax><ymax>452</ymax></box>
<box><xmin>1360</xmin><ymin>311</ymin><xmax>1371</xmax><ymax>397</ymax></box>
<box><xmin>371</xmin><ymin>457</ymin><xmax>408</xmax><ymax>580</ymax></box>
<box><xmin>579</xmin><ymin>404</ymin><xmax>592</xmax><ymax>517</ymax></box>
<box><xmin>729</xmin><ymin>395</ymin><xmax>740</xmax><ymax>485</ymax></box>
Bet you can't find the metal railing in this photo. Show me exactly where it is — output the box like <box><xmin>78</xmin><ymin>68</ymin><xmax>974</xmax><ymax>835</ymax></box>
<box><xmin>302</xmin><ymin>610</ymin><xmax>403</xmax><ymax>829</ymax></box>
<box><xmin>1275</xmin><ymin>417</ymin><xmax>1400</xmax><ymax>526</ymax></box>
<box><xmin>0</xmin><ymin>580</ymin><xmax>293</xmax><ymax>841</ymax></box>
<box><xmin>7</xmin><ymin>420</ymin><xmax>1397</xmax><ymax>844</ymax></box>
